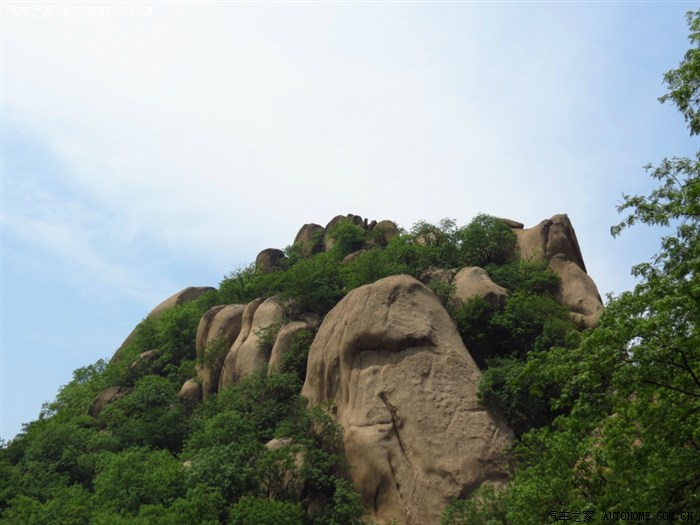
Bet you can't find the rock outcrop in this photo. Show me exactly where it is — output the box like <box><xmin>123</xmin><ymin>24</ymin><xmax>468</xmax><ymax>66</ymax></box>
<box><xmin>514</xmin><ymin>214</ymin><xmax>587</xmax><ymax>272</ymax></box>
<box><xmin>510</xmin><ymin>214</ymin><xmax>603</xmax><ymax>327</ymax></box>
<box><xmin>102</xmin><ymin>212</ymin><xmax>605</xmax><ymax>524</ymax></box>
<box><xmin>451</xmin><ymin>266</ymin><xmax>508</xmax><ymax>307</ymax></box>
<box><xmin>256</xmin><ymin>248</ymin><xmax>287</xmax><ymax>274</ymax></box>
<box><xmin>218</xmin><ymin>297</ymin><xmax>285</xmax><ymax>390</ymax></box>
<box><xmin>301</xmin><ymin>275</ymin><xmax>512</xmax><ymax>525</ymax></box>
<box><xmin>195</xmin><ymin>304</ymin><xmax>246</xmax><ymax>398</ymax></box>
<box><xmin>293</xmin><ymin>223</ymin><xmax>326</xmax><ymax>256</ymax></box>
<box><xmin>268</xmin><ymin>320</ymin><xmax>314</xmax><ymax>374</ymax></box>
<box><xmin>549</xmin><ymin>254</ymin><xmax>604</xmax><ymax>327</ymax></box>
<box><xmin>178</xmin><ymin>379</ymin><xmax>201</xmax><ymax>406</ymax></box>
<box><xmin>372</xmin><ymin>219</ymin><xmax>400</xmax><ymax>246</ymax></box>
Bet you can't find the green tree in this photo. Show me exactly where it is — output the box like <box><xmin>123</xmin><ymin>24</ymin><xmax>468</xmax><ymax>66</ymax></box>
<box><xmin>492</xmin><ymin>9</ymin><xmax>700</xmax><ymax>522</ymax></box>
<box><xmin>99</xmin><ymin>375</ymin><xmax>187</xmax><ymax>452</ymax></box>
<box><xmin>93</xmin><ymin>447</ymin><xmax>185</xmax><ymax>515</ymax></box>
<box><xmin>228</xmin><ymin>496</ymin><xmax>305</xmax><ymax>525</ymax></box>
<box><xmin>456</xmin><ymin>214</ymin><xmax>517</xmax><ymax>267</ymax></box>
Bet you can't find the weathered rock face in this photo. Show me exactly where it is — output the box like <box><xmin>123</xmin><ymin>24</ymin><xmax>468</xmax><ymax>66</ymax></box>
<box><xmin>293</xmin><ymin>223</ymin><xmax>326</xmax><ymax>257</ymax></box>
<box><xmin>549</xmin><ymin>254</ymin><xmax>604</xmax><ymax>327</ymax></box>
<box><xmin>372</xmin><ymin>219</ymin><xmax>400</xmax><ymax>246</ymax></box>
<box><xmin>514</xmin><ymin>214</ymin><xmax>587</xmax><ymax>272</ymax></box>
<box><xmin>513</xmin><ymin>214</ymin><xmax>604</xmax><ymax>327</ymax></box>
<box><xmin>149</xmin><ymin>286</ymin><xmax>216</xmax><ymax>318</ymax></box>
<box><xmin>178</xmin><ymin>378</ymin><xmax>201</xmax><ymax>406</ymax></box>
<box><xmin>256</xmin><ymin>248</ymin><xmax>287</xmax><ymax>274</ymax></box>
<box><xmin>452</xmin><ymin>266</ymin><xmax>508</xmax><ymax>307</ymax></box>
<box><xmin>129</xmin><ymin>349</ymin><xmax>159</xmax><ymax>372</ymax></box>
<box><xmin>268</xmin><ymin>321</ymin><xmax>314</xmax><ymax>374</ymax></box>
<box><xmin>301</xmin><ymin>275</ymin><xmax>512</xmax><ymax>525</ymax></box>
<box><xmin>196</xmin><ymin>304</ymin><xmax>246</xmax><ymax>398</ymax></box>
<box><xmin>218</xmin><ymin>297</ymin><xmax>285</xmax><ymax>390</ymax></box>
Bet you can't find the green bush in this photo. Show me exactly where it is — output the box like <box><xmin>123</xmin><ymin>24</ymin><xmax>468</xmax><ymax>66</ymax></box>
<box><xmin>93</xmin><ymin>447</ymin><xmax>185</xmax><ymax>515</ymax></box>
<box><xmin>455</xmin><ymin>214</ymin><xmax>517</xmax><ymax>267</ymax></box>
<box><xmin>229</xmin><ymin>496</ymin><xmax>305</xmax><ymax>525</ymax></box>
<box><xmin>486</xmin><ymin>260</ymin><xmax>560</xmax><ymax>296</ymax></box>
<box><xmin>327</xmin><ymin>219</ymin><xmax>368</xmax><ymax>258</ymax></box>
<box><xmin>441</xmin><ymin>484</ymin><xmax>507</xmax><ymax>525</ymax></box>
<box><xmin>478</xmin><ymin>356</ymin><xmax>561</xmax><ymax>436</ymax></box>
<box><xmin>99</xmin><ymin>375</ymin><xmax>186</xmax><ymax>452</ymax></box>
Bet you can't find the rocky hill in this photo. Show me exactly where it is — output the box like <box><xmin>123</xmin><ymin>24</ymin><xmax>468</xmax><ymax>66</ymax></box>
<box><xmin>0</xmin><ymin>211</ymin><xmax>603</xmax><ymax>525</ymax></box>
<box><xmin>90</xmin><ymin>213</ymin><xmax>603</xmax><ymax>525</ymax></box>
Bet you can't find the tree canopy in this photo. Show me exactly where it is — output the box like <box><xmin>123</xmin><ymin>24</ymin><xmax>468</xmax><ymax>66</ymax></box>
<box><xmin>443</xmin><ymin>9</ymin><xmax>700</xmax><ymax>524</ymax></box>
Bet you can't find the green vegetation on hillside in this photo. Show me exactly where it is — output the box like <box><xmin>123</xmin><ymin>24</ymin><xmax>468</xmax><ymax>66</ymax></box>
<box><xmin>0</xmin><ymin>209</ymin><xmax>580</xmax><ymax>523</ymax></box>
<box><xmin>442</xmin><ymin>9</ymin><xmax>700</xmax><ymax>525</ymax></box>
<box><xmin>4</xmin><ymin>10</ymin><xmax>698</xmax><ymax>523</ymax></box>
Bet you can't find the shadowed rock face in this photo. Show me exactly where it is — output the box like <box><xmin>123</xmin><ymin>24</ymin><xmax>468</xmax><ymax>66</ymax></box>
<box><xmin>515</xmin><ymin>214</ymin><xmax>587</xmax><ymax>272</ymax></box>
<box><xmin>302</xmin><ymin>275</ymin><xmax>512</xmax><ymax>525</ymax></box>
<box><xmin>196</xmin><ymin>304</ymin><xmax>246</xmax><ymax>398</ymax></box>
<box><xmin>513</xmin><ymin>214</ymin><xmax>604</xmax><ymax>327</ymax></box>
<box><xmin>293</xmin><ymin>223</ymin><xmax>326</xmax><ymax>256</ymax></box>
<box><xmin>218</xmin><ymin>297</ymin><xmax>285</xmax><ymax>390</ymax></box>
<box><xmin>452</xmin><ymin>266</ymin><xmax>507</xmax><ymax>308</ymax></box>
<box><xmin>549</xmin><ymin>254</ymin><xmax>604</xmax><ymax>327</ymax></box>
<box><xmin>256</xmin><ymin>248</ymin><xmax>287</xmax><ymax>274</ymax></box>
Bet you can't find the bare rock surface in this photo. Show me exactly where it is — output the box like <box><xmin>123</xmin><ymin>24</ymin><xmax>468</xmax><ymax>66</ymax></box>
<box><xmin>196</xmin><ymin>304</ymin><xmax>246</xmax><ymax>397</ymax></box>
<box><xmin>268</xmin><ymin>321</ymin><xmax>313</xmax><ymax>374</ymax></box>
<box><xmin>549</xmin><ymin>254</ymin><xmax>604</xmax><ymax>327</ymax></box>
<box><xmin>498</xmin><ymin>217</ymin><xmax>524</xmax><ymax>229</ymax></box>
<box><xmin>178</xmin><ymin>379</ymin><xmax>201</xmax><ymax>405</ymax></box>
<box><xmin>302</xmin><ymin>275</ymin><xmax>512</xmax><ymax>525</ymax></box>
<box><xmin>149</xmin><ymin>286</ymin><xmax>216</xmax><ymax>318</ymax></box>
<box><xmin>256</xmin><ymin>248</ymin><xmax>287</xmax><ymax>274</ymax></box>
<box><xmin>293</xmin><ymin>223</ymin><xmax>326</xmax><ymax>256</ymax></box>
<box><xmin>372</xmin><ymin>220</ymin><xmax>400</xmax><ymax>246</ymax></box>
<box><xmin>515</xmin><ymin>214</ymin><xmax>587</xmax><ymax>272</ymax></box>
<box><xmin>219</xmin><ymin>297</ymin><xmax>285</xmax><ymax>389</ymax></box>
<box><xmin>452</xmin><ymin>266</ymin><xmax>508</xmax><ymax>307</ymax></box>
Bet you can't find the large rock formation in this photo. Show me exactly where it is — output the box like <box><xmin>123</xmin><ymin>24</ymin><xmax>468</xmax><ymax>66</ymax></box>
<box><xmin>268</xmin><ymin>320</ymin><xmax>315</xmax><ymax>374</ymax></box>
<box><xmin>218</xmin><ymin>297</ymin><xmax>285</xmax><ymax>390</ymax></box>
<box><xmin>514</xmin><ymin>214</ymin><xmax>587</xmax><ymax>272</ymax></box>
<box><xmin>101</xmin><ymin>212</ymin><xmax>605</xmax><ymax>523</ymax></box>
<box><xmin>549</xmin><ymin>254</ymin><xmax>604</xmax><ymax>327</ymax></box>
<box><xmin>301</xmin><ymin>275</ymin><xmax>512</xmax><ymax>525</ymax></box>
<box><xmin>255</xmin><ymin>248</ymin><xmax>287</xmax><ymax>274</ymax></box>
<box><xmin>451</xmin><ymin>266</ymin><xmax>508</xmax><ymax>307</ymax></box>
<box><xmin>511</xmin><ymin>214</ymin><xmax>603</xmax><ymax>327</ymax></box>
<box><xmin>293</xmin><ymin>223</ymin><xmax>326</xmax><ymax>256</ymax></box>
<box><xmin>196</xmin><ymin>304</ymin><xmax>246</xmax><ymax>398</ymax></box>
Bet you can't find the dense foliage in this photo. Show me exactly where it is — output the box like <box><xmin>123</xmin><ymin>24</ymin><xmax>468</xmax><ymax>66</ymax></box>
<box><xmin>1</xmin><ymin>207</ymin><xmax>580</xmax><ymax>523</ymax></box>
<box><xmin>442</xmin><ymin>9</ymin><xmax>700</xmax><ymax>524</ymax></box>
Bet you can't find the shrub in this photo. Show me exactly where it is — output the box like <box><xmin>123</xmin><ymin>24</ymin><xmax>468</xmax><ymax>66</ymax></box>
<box><xmin>456</xmin><ymin>214</ymin><xmax>517</xmax><ymax>267</ymax></box>
<box><xmin>229</xmin><ymin>497</ymin><xmax>305</xmax><ymax>525</ymax></box>
<box><xmin>486</xmin><ymin>260</ymin><xmax>560</xmax><ymax>296</ymax></box>
<box><xmin>478</xmin><ymin>356</ymin><xmax>561</xmax><ymax>436</ymax></box>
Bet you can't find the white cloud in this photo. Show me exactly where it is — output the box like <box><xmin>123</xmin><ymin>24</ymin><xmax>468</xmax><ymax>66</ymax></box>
<box><xmin>2</xmin><ymin>2</ymin><xmax>696</xmax><ymax>295</ymax></box>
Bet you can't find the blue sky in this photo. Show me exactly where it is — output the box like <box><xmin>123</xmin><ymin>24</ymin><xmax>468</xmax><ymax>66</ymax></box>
<box><xmin>2</xmin><ymin>1</ymin><xmax>698</xmax><ymax>442</ymax></box>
